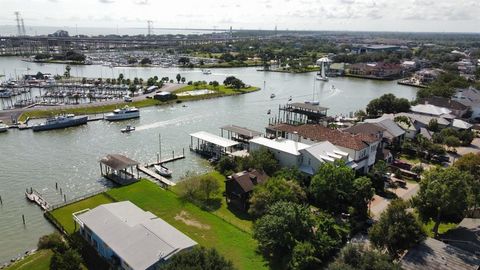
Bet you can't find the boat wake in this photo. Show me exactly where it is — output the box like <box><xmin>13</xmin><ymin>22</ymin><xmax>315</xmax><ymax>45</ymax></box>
<box><xmin>135</xmin><ymin>114</ymin><xmax>206</xmax><ymax>131</ymax></box>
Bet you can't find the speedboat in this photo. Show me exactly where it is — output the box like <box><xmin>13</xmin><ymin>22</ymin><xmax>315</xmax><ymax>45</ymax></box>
<box><xmin>270</xmin><ymin>93</ymin><xmax>276</xmax><ymax>99</ymax></box>
<box><xmin>32</xmin><ymin>114</ymin><xmax>88</xmax><ymax>132</ymax></box>
<box><xmin>202</xmin><ymin>69</ymin><xmax>212</xmax><ymax>75</ymax></box>
<box><xmin>267</xmin><ymin>109</ymin><xmax>271</xmax><ymax>115</ymax></box>
<box><xmin>105</xmin><ymin>106</ymin><xmax>140</xmax><ymax>121</ymax></box>
<box><xmin>154</xmin><ymin>164</ymin><xmax>172</xmax><ymax>177</ymax></box>
<box><xmin>0</xmin><ymin>123</ymin><xmax>8</xmax><ymax>133</ymax></box>
<box><xmin>121</xmin><ymin>125</ymin><xmax>135</xmax><ymax>133</ymax></box>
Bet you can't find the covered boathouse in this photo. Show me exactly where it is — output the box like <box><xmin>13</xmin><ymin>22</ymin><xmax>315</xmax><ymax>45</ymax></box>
<box><xmin>99</xmin><ymin>154</ymin><xmax>139</xmax><ymax>185</ymax></box>
<box><xmin>189</xmin><ymin>131</ymin><xmax>240</xmax><ymax>158</ymax></box>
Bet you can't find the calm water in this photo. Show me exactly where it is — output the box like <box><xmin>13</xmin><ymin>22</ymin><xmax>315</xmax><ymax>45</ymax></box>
<box><xmin>0</xmin><ymin>57</ymin><xmax>418</xmax><ymax>263</ymax></box>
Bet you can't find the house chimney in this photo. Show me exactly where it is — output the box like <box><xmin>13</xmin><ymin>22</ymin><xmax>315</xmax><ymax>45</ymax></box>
<box><xmin>250</xmin><ymin>174</ymin><xmax>258</xmax><ymax>185</ymax></box>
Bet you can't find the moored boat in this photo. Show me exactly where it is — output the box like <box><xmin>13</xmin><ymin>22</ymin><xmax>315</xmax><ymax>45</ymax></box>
<box><xmin>105</xmin><ymin>106</ymin><xmax>140</xmax><ymax>121</ymax></box>
<box><xmin>0</xmin><ymin>123</ymin><xmax>8</xmax><ymax>133</ymax></box>
<box><xmin>202</xmin><ymin>69</ymin><xmax>212</xmax><ymax>75</ymax></box>
<box><xmin>154</xmin><ymin>164</ymin><xmax>172</xmax><ymax>177</ymax></box>
<box><xmin>32</xmin><ymin>114</ymin><xmax>88</xmax><ymax>132</ymax></box>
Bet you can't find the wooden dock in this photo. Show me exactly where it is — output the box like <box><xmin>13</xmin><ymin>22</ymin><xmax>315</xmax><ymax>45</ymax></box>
<box><xmin>25</xmin><ymin>188</ymin><xmax>50</xmax><ymax>211</ymax></box>
<box><xmin>87</xmin><ymin>117</ymin><xmax>104</xmax><ymax>122</ymax></box>
<box><xmin>145</xmin><ymin>154</ymin><xmax>185</xmax><ymax>167</ymax></box>
<box><xmin>137</xmin><ymin>165</ymin><xmax>176</xmax><ymax>187</ymax></box>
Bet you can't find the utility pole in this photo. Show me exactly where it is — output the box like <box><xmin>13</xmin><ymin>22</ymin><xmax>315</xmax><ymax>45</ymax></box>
<box><xmin>21</xmin><ymin>18</ymin><xmax>26</xmax><ymax>36</ymax></box>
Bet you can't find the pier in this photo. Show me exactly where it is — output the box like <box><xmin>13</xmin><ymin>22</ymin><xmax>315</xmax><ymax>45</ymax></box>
<box><xmin>25</xmin><ymin>188</ymin><xmax>50</xmax><ymax>211</ymax></box>
<box><xmin>137</xmin><ymin>165</ymin><xmax>176</xmax><ymax>187</ymax></box>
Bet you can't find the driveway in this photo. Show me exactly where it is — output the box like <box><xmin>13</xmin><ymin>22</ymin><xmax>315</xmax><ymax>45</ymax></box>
<box><xmin>370</xmin><ymin>181</ymin><xmax>419</xmax><ymax>220</ymax></box>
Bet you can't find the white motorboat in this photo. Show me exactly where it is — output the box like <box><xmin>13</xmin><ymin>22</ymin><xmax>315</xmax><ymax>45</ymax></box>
<box><xmin>202</xmin><ymin>69</ymin><xmax>212</xmax><ymax>75</ymax></box>
<box><xmin>121</xmin><ymin>125</ymin><xmax>135</xmax><ymax>133</ymax></box>
<box><xmin>154</xmin><ymin>164</ymin><xmax>172</xmax><ymax>177</ymax></box>
<box><xmin>105</xmin><ymin>106</ymin><xmax>140</xmax><ymax>121</ymax></box>
<box><xmin>0</xmin><ymin>123</ymin><xmax>8</xmax><ymax>133</ymax></box>
<box><xmin>270</xmin><ymin>93</ymin><xmax>276</xmax><ymax>98</ymax></box>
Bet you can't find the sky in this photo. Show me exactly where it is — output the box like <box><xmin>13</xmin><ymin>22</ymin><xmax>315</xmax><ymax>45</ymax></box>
<box><xmin>0</xmin><ymin>0</ymin><xmax>479</xmax><ymax>33</ymax></box>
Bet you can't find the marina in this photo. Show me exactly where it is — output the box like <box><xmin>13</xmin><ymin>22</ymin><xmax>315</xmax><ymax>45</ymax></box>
<box><xmin>0</xmin><ymin>56</ymin><xmax>418</xmax><ymax>264</ymax></box>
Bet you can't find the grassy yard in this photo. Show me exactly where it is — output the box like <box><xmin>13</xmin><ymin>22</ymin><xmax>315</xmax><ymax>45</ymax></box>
<box><xmin>422</xmin><ymin>219</ymin><xmax>458</xmax><ymax>238</ymax></box>
<box><xmin>174</xmin><ymin>84</ymin><xmax>259</xmax><ymax>95</ymax></box>
<box><xmin>49</xmin><ymin>180</ymin><xmax>266</xmax><ymax>270</ymax></box>
<box><xmin>171</xmin><ymin>170</ymin><xmax>254</xmax><ymax>233</ymax></box>
<box><xmin>50</xmin><ymin>193</ymin><xmax>114</xmax><ymax>234</ymax></box>
<box><xmin>5</xmin><ymin>250</ymin><xmax>53</xmax><ymax>270</ymax></box>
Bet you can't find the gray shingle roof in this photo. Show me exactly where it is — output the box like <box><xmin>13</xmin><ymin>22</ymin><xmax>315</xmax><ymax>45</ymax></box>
<box><xmin>401</xmin><ymin>238</ymin><xmax>480</xmax><ymax>270</ymax></box>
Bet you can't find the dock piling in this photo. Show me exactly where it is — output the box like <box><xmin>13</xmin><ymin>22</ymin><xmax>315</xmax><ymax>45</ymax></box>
<box><xmin>172</xmin><ymin>150</ymin><xmax>174</xmax><ymax>159</ymax></box>
<box><xmin>64</xmin><ymin>194</ymin><xmax>66</xmax><ymax>202</ymax></box>
<box><xmin>22</xmin><ymin>214</ymin><xmax>25</xmax><ymax>225</ymax></box>
<box><xmin>55</xmin><ymin>182</ymin><xmax>58</xmax><ymax>190</ymax></box>
<box><xmin>0</xmin><ymin>195</ymin><xmax>2</xmax><ymax>205</ymax></box>
<box><xmin>60</xmin><ymin>188</ymin><xmax>62</xmax><ymax>195</ymax></box>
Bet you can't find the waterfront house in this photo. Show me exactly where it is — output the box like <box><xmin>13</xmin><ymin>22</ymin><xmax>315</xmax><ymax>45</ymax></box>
<box><xmin>355</xmin><ymin>119</ymin><xmax>406</xmax><ymax>145</ymax></box>
<box><xmin>413</xmin><ymin>68</ymin><xmax>440</xmax><ymax>85</ymax></box>
<box><xmin>249</xmin><ymin>136</ymin><xmax>310</xmax><ymax>168</ymax></box>
<box><xmin>266</xmin><ymin>124</ymin><xmax>380</xmax><ymax>173</ymax></box>
<box><xmin>73</xmin><ymin>201</ymin><xmax>197</xmax><ymax>270</ymax></box>
<box><xmin>440</xmin><ymin>218</ymin><xmax>480</xmax><ymax>255</ymax></box>
<box><xmin>298</xmin><ymin>141</ymin><xmax>357</xmax><ymax>175</ymax></box>
<box><xmin>225</xmin><ymin>169</ymin><xmax>268</xmax><ymax>212</ymax></box>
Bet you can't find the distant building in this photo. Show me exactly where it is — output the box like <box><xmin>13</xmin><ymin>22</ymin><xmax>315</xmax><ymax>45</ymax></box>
<box><xmin>418</xmin><ymin>96</ymin><xmax>469</xmax><ymax>118</ymax></box>
<box><xmin>410</xmin><ymin>104</ymin><xmax>452</xmax><ymax>117</ymax></box>
<box><xmin>299</xmin><ymin>141</ymin><xmax>357</xmax><ymax>175</ymax></box>
<box><xmin>49</xmin><ymin>30</ymin><xmax>69</xmax><ymax>37</ymax></box>
<box><xmin>73</xmin><ymin>201</ymin><xmax>197</xmax><ymax>270</ymax></box>
<box><xmin>347</xmin><ymin>62</ymin><xmax>403</xmax><ymax>79</ymax></box>
<box><xmin>452</xmin><ymin>87</ymin><xmax>480</xmax><ymax>121</ymax></box>
<box><xmin>400</xmin><ymin>238</ymin><xmax>480</xmax><ymax>270</ymax></box>
<box><xmin>413</xmin><ymin>68</ymin><xmax>441</xmax><ymax>85</ymax></box>
<box><xmin>225</xmin><ymin>169</ymin><xmax>268</xmax><ymax>212</ymax></box>
<box><xmin>351</xmin><ymin>44</ymin><xmax>401</xmax><ymax>54</ymax></box>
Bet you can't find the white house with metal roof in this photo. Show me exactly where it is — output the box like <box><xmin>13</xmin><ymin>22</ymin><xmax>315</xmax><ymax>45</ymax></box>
<box><xmin>73</xmin><ymin>201</ymin><xmax>197</xmax><ymax>270</ymax></box>
<box><xmin>249</xmin><ymin>137</ymin><xmax>310</xmax><ymax>168</ymax></box>
<box><xmin>299</xmin><ymin>141</ymin><xmax>357</xmax><ymax>175</ymax></box>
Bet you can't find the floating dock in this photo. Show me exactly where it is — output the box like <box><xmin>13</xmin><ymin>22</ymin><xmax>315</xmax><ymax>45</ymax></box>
<box><xmin>25</xmin><ymin>188</ymin><xmax>50</xmax><ymax>211</ymax></box>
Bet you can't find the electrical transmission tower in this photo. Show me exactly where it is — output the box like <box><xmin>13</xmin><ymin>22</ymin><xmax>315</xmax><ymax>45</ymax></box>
<box><xmin>14</xmin><ymin>11</ymin><xmax>26</xmax><ymax>36</ymax></box>
<box><xmin>147</xmin><ymin>20</ymin><xmax>153</xmax><ymax>36</ymax></box>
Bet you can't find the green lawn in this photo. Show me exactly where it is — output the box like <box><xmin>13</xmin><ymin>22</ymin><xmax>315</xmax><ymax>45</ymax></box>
<box><xmin>5</xmin><ymin>250</ymin><xmax>53</xmax><ymax>270</ymax></box>
<box><xmin>174</xmin><ymin>84</ymin><xmax>259</xmax><ymax>96</ymax></box>
<box><xmin>49</xmin><ymin>180</ymin><xmax>266</xmax><ymax>270</ymax></box>
<box><xmin>422</xmin><ymin>219</ymin><xmax>458</xmax><ymax>238</ymax></box>
<box><xmin>171</xmin><ymin>170</ymin><xmax>253</xmax><ymax>233</ymax></box>
<box><xmin>50</xmin><ymin>193</ymin><xmax>114</xmax><ymax>234</ymax></box>
<box><xmin>107</xmin><ymin>180</ymin><xmax>265</xmax><ymax>270</ymax></box>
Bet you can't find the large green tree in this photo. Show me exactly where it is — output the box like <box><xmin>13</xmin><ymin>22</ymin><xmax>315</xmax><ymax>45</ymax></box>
<box><xmin>412</xmin><ymin>167</ymin><xmax>473</xmax><ymax>237</ymax></box>
<box><xmin>366</xmin><ymin>94</ymin><xmax>411</xmax><ymax>116</ymax></box>
<box><xmin>369</xmin><ymin>199</ymin><xmax>425</xmax><ymax>257</ymax></box>
<box><xmin>328</xmin><ymin>243</ymin><xmax>400</xmax><ymax>270</ymax></box>
<box><xmin>159</xmin><ymin>247</ymin><xmax>235</xmax><ymax>270</ymax></box>
<box><xmin>50</xmin><ymin>249</ymin><xmax>83</xmax><ymax>270</ymax></box>
<box><xmin>309</xmin><ymin>161</ymin><xmax>355</xmax><ymax>214</ymax></box>
<box><xmin>352</xmin><ymin>176</ymin><xmax>375</xmax><ymax>218</ymax></box>
<box><xmin>249</xmin><ymin>177</ymin><xmax>306</xmax><ymax>217</ymax></box>
<box><xmin>253</xmin><ymin>201</ymin><xmax>315</xmax><ymax>262</ymax></box>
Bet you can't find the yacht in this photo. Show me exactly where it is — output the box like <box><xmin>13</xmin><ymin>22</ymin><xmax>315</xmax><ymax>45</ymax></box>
<box><xmin>32</xmin><ymin>114</ymin><xmax>88</xmax><ymax>132</ymax></box>
<box><xmin>0</xmin><ymin>89</ymin><xmax>11</xmax><ymax>98</ymax></box>
<box><xmin>202</xmin><ymin>69</ymin><xmax>212</xmax><ymax>75</ymax></box>
<box><xmin>105</xmin><ymin>106</ymin><xmax>140</xmax><ymax>121</ymax></box>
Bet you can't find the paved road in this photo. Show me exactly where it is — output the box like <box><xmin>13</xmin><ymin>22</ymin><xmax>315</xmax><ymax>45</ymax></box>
<box><xmin>0</xmin><ymin>83</ymin><xmax>184</xmax><ymax>123</ymax></box>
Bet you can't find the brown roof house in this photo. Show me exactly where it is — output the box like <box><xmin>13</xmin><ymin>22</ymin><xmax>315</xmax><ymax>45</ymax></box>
<box><xmin>266</xmin><ymin>123</ymin><xmax>381</xmax><ymax>173</ymax></box>
<box><xmin>225</xmin><ymin>170</ymin><xmax>268</xmax><ymax>212</ymax></box>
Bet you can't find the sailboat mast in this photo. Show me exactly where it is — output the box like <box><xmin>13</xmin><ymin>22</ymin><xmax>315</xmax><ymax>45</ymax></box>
<box><xmin>159</xmin><ymin>133</ymin><xmax>162</xmax><ymax>162</ymax></box>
